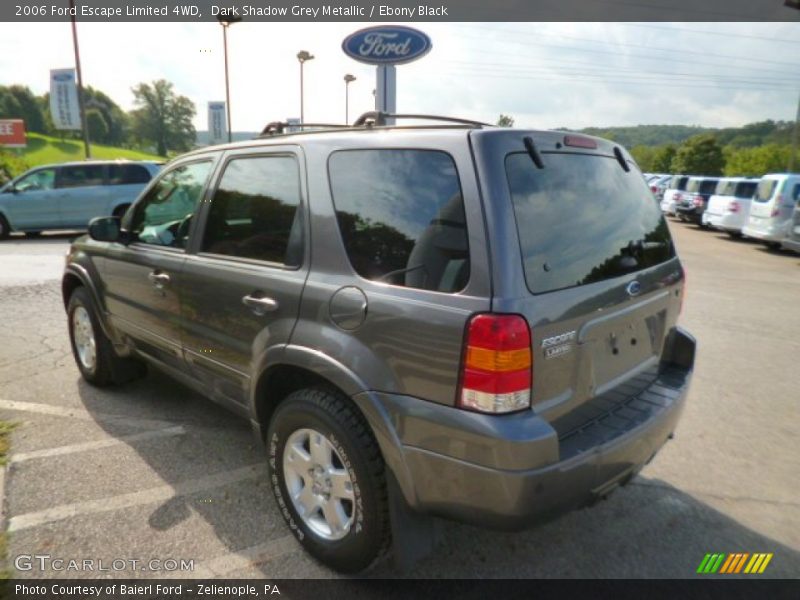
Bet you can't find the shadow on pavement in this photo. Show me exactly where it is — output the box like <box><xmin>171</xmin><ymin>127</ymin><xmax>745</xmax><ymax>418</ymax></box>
<box><xmin>78</xmin><ymin>370</ymin><xmax>799</xmax><ymax>578</ymax></box>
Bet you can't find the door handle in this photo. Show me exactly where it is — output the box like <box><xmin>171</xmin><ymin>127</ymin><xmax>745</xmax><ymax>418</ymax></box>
<box><xmin>242</xmin><ymin>294</ymin><xmax>279</xmax><ymax>316</ymax></box>
<box><xmin>148</xmin><ymin>271</ymin><xmax>170</xmax><ymax>287</ymax></box>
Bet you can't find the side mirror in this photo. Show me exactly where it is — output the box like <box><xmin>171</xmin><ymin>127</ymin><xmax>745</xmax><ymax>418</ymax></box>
<box><xmin>88</xmin><ymin>216</ymin><xmax>122</xmax><ymax>243</ymax></box>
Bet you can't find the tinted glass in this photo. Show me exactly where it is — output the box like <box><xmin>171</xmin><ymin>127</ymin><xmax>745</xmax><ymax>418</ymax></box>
<box><xmin>109</xmin><ymin>164</ymin><xmax>152</xmax><ymax>185</ymax></box>
<box><xmin>131</xmin><ymin>161</ymin><xmax>211</xmax><ymax>248</ymax></box>
<box><xmin>676</xmin><ymin>176</ymin><xmax>689</xmax><ymax>191</ymax></box>
<box><xmin>15</xmin><ymin>168</ymin><xmax>56</xmax><ymax>191</ymax></box>
<box><xmin>791</xmin><ymin>183</ymin><xmax>800</xmax><ymax>202</ymax></box>
<box><xmin>716</xmin><ymin>180</ymin><xmax>737</xmax><ymax>196</ymax></box>
<box><xmin>58</xmin><ymin>165</ymin><xmax>105</xmax><ymax>188</ymax></box>
<box><xmin>202</xmin><ymin>156</ymin><xmax>302</xmax><ymax>265</ymax></box>
<box><xmin>329</xmin><ymin>150</ymin><xmax>469</xmax><ymax>293</ymax></box>
<box><xmin>699</xmin><ymin>180</ymin><xmax>718</xmax><ymax>195</ymax></box>
<box><xmin>735</xmin><ymin>181</ymin><xmax>757</xmax><ymax>198</ymax></box>
<box><xmin>506</xmin><ymin>152</ymin><xmax>675</xmax><ymax>295</ymax></box>
<box><xmin>755</xmin><ymin>179</ymin><xmax>777</xmax><ymax>202</ymax></box>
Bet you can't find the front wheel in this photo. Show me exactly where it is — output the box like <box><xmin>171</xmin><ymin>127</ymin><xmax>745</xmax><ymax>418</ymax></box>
<box><xmin>67</xmin><ymin>286</ymin><xmax>145</xmax><ymax>386</ymax></box>
<box><xmin>267</xmin><ymin>388</ymin><xmax>391</xmax><ymax>573</ymax></box>
<box><xmin>0</xmin><ymin>214</ymin><xmax>11</xmax><ymax>240</ymax></box>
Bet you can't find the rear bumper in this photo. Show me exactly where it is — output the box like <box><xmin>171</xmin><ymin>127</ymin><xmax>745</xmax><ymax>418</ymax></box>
<box><xmin>676</xmin><ymin>207</ymin><xmax>702</xmax><ymax>223</ymax></box>
<box><xmin>704</xmin><ymin>212</ymin><xmax>743</xmax><ymax>232</ymax></box>
<box><xmin>742</xmin><ymin>225</ymin><xmax>784</xmax><ymax>242</ymax></box>
<box><xmin>359</xmin><ymin>327</ymin><xmax>696</xmax><ymax>530</ymax></box>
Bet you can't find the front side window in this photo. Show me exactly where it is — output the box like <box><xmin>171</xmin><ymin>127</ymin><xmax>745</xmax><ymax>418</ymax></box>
<box><xmin>328</xmin><ymin>149</ymin><xmax>469</xmax><ymax>294</ymax></box>
<box><xmin>201</xmin><ymin>155</ymin><xmax>302</xmax><ymax>266</ymax></box>
<box><xmin>506</xmin><ymin>152</ymin><xmax>675</xmax><ymax>295</ymax></box>
<box><xmin>130</xmin><ymin>161</ymin><xmax>212</xmax><ymax>248</ymax></box>
<box><xmin>14</xmin><ymin>168</ymin><xmax>56</xmax><ymax>192</ymax></box>
<box><xmin>58</xmin><ymin>165</ymin><xmax>105</xmax><ymax>189</ymax></box>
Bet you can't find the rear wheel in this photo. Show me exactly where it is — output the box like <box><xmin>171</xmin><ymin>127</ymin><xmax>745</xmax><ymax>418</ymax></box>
<box><xmin>267</xmin><ymin>387</ymin><xmax>390</xmax><ymax>573</ymax></box>
<box><xmin>726</xmin><ymin>231</ymin><xmax>743</xmax><ymax>239</ymax></box>
<box><xmin>765</xmin><ymin>241</ymin><xmax>782</xmax><ymax>250</ymax></box>
<box><xmin>67</xmin><ymin>286</ymin><xmax>145</xmax><ymax>386</ymax></box>
<box><xmin>0</xmin><ymin>214</ymin><xmax>10</xmax><ymax>240</ymax></box>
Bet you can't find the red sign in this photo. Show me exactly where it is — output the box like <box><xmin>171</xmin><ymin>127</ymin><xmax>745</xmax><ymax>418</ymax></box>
<box><xmin>0</xmin><ymin>119</ymin><xmax>26</xmax><ymax>148</ymax></box>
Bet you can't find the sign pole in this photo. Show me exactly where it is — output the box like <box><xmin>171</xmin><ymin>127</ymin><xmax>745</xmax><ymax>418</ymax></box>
<box><xmin>69</xmin><ymin>0</ymin><xmax>91</xmax><ymax>158</ymax></box>
<box><xmin>376</xmin><ymin>65</ymin><xmax>396</xmax><ymax>125</ymax></box>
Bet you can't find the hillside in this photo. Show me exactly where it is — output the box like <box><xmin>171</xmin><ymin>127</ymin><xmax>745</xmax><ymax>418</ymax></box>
<box><xmin>570</xmin><ymin>120</ymin><xmax>795</xmax><ymax>148</ymax></box>
<box><xmin>20</xmin><ymin>133</ymin><xmax>161</xmax><ymax>166</ymax></box>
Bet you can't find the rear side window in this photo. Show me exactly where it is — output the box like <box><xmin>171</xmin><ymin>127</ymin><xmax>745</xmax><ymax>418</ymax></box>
<box><xmin>670</xmin><ymin>175</ymin><xmax>688</xmax><ymax>191</ymax></box>
<box><xmin>329</xmin><ymin>149</ymin><xmax>469</xmax><ymax>293</ymax></box>
<box><xmin>699</xmin><ymin>180</ymin><xmax>718</xmax><ymax>195</ymax></box>
<box><xmin>755</xmin><ymin>180</ymin><xmax>778</xmax><ymax>202</ymax></box>
<box><xmin>58</xmin><ymin>165</ymin><xmax>105</xmax><ymax>189</ymax></box>
<box><xmin>202</xmin><ymin>156</ymin><xmax>302</xmax><ymax>266</ymax></box>
<box><xmin>716</xmin><ymin>180</ymin><xmax>736</xmax><ymax>196</ymax></box>
<box><xmin>505</xmin><ymin>152</ymin><xmax>675</xmax><ymax>295</ymax></box>
<box><xmin>109</xmin><ymin>164</ymin><xmax>152</xmax><ymax>185</ymax></box>
<box><xmin>735</xmin><ymin>181</ymin><xmax>757</xmax><ymax>198</ymax></box>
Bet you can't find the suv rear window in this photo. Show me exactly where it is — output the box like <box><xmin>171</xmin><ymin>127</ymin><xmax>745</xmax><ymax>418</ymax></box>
<box><xmin>329</xmin><ymin>149</ymin><xmax>469</xmax><ymax>293</ymax></box>
<box><xmin>505</xmin><ymin>152</ymin><xmax>675</xmax><ymax>295</ymax></box>
<box><xmin>734</xmin><ymin>181</ymin><xmax>757</xmax><ymax>198</ymax></box>
<box><xmin>755</xmin><ymin>179</ymin><xmax>778</xmax><ymax>202</ymax></box>
<box><xmin>686</xmin><ymin>178</ymin><xmax>718</xmax><ymax>194</ymax></box>
<box><xmin>109</xmin><ymin>164</ymin><xmax>152</xmax><ymax>185</ymax></box>
<box><xmin>716</xmin><ymin>180</ymin><xmax>737</xmax><ymax>196</ymax></box>
<box><xmin>670</xmin><ymin>175</ymin><xmax>689</xmax><ymax>191</ymax></box>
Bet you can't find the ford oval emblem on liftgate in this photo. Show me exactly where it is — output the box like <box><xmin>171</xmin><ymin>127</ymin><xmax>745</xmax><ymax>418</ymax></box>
<box><xmin>626</xmin><ymin>281</ymin><xmax>642</xmax><ymax>297</ymax></box>
<box><xmin>342</xmin><ymin>26</ymin><xmax>432</xmax><ymax>65</ymax></box>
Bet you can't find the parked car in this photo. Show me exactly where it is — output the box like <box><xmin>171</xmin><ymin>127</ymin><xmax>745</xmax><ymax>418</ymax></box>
<box><xmin>781</xmin><ymin>197</ymin><xmax>800</xmax><ymax>254</ymax></box>
<box><xmin>0</xmin><ymin>160</ymin><xmax>161</xmax><ymax>239</ymax></box>
<box><xmin>660</xmin><ymin>175</ymin><xmax>689</xmax><ymax>216</ymax></box>
<box><xmin>701</xmin><ymin>177</ymin><xmax>759</xmax><ymax>237</ymax></box>
<box><xmin>649</xmin><ymin>174</ymin><xmax>672</xmax><ymax>202</ymax></box>
<box><xmin>62</xmin><ymin>113</ymin><xmax>694</xmax><ymax>573</ymax></box>
<box><xmin>675</xmin><ymin>176</ymin><xmax>721</xmax><ymax>225</ymax></box>
<box><xmin>741</xmin><ymin>173</ymin><xmax>800</xmax><ymax>247</ymax></box>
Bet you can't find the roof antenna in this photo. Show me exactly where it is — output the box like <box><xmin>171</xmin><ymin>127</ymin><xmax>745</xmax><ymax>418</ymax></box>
<box><xmin>523</xmin><ymin>136</ymin><xmax>545</xmax><ymax>169</ymax></box>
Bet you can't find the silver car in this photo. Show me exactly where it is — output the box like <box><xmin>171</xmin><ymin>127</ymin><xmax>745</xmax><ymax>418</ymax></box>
<box><xmin>0</xmin><ymin>160</ymin><xmax>161</xmax><ymax>239</ymax></box>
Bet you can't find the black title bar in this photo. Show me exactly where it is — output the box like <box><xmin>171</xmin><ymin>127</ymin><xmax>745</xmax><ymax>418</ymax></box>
<box><xmin>3</xmin><ymin>0</ymin><xmax>800</xmax><ymax>22</ymax></box>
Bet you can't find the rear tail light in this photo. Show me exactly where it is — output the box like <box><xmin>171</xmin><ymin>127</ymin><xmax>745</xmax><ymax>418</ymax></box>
<box><xmin>692</xmin><ymin>195</ymin><xmax>704</xmax><ymax>207</ymax></box>
<box><xmin>728</xmin><ymin>200</ymin><xmax>739</xmax><ymax>213</ymax></box>
<box><xmin>458</xmin><ymin>314</ymin><xmax>532</xmax><ymax>414</ymax></box>
<box><xmin>650</xmin><ymin>185</ymin><xmax>658</xmax><ymax>194</ymax></box>
<box><xmin>771</xmin><ymin>197</ymin><xmax>783</xmax><ymax>217</ymax></box>
<box><xmin>674</xmin><ymin>192</ymin><xmax>683</xmax><ymax>202</ymax></box>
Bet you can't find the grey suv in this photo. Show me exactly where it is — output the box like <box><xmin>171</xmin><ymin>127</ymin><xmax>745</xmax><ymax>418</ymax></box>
<box><xmin>62</xmin><ymin>113</ymin><xmax>695</xmax><ymax>573</ymax></box>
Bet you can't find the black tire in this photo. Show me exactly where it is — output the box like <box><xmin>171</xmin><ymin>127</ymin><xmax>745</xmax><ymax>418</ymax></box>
<box><xmin>726</xmin><ymin>231</ymin><xmax>743</xmax><ymax>239</ymax></box>
<box><xmin>765</xmin><ymin>241</ymin><xmax>782</xmax><ymax>250</ymax></box>
<box><xmin>0</xmin><ymin>214</ymin><xmax>10</xmax><ymax>240</ymax></box>
<box><xmin>112</xmin><ymin>204</ymin><xmax>131</xmax><ymax>218</ymax></box>
<box><xmin>25</xmin><ymin>231</ymin><xmax>42</xmax><ymax>238</ymax></box>
<box><xmin>267</xmin><ymin>387</ymin><xmax>390</xmax><ymax>573</ymax></box>
<box><xmin>67</xmin><ymin>286</ymin><xmax>146</xmax><ymax>386</ymax></box>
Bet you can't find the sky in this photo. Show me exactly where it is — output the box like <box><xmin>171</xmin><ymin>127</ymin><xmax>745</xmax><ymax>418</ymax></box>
<box><xmin>1</xmin><ymin>21</ymin><xmax>799</xmax><ymax>133</ymax></box>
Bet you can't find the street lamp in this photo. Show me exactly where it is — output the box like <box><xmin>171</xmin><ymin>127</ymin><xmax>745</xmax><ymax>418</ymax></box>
<box><xmin>218</xmin><ymin>14</ymin><xmax>242</xmax><ymax>143</ymax></box>
<box><xmin>296</xmin><ymin>50</ymin><xmax>314</xmax><ymax>125</ymax></box>
<box><xmin>343</xmin><ymin>74</ymin><xmax>356</xmax><ymax>125</ymax></box>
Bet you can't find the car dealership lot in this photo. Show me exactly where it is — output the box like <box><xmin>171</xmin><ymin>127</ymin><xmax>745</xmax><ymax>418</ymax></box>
<box><xmin>0</xmin><ymin>223</ymin><xmax>798</xmax><ymax>579</ymax></box>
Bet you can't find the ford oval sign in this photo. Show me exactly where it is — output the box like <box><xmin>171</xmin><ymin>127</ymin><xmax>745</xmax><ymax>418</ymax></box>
<box><xmin>342</xmin><ymin>26</ymin><xmax>432</xmax><ymax>65</ymax></box>
<box><xmin>626</xmin><ymin>281</ymin><xmax>642</xmax><ymax>297</ymax></box>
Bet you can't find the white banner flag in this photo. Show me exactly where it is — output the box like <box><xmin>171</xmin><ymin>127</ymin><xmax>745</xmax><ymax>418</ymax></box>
<box><xmin>49</xmin><ymin>68</ymin><xmax>81</xmax><ymax>131</ymax></box>
<box><xmin>208</xmin><ymin>101</ymin><xmax>227</xmax><ymax>145</ymax></box>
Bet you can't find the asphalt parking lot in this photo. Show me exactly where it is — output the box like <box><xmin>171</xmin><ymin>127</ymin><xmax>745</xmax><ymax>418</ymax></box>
<box><xmin>0</xmin><ymin>222</ymin><xmax>798</xmax><ymax>579</ymax></box>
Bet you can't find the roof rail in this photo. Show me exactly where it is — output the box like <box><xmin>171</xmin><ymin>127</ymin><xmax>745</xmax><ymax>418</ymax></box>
<box><xmin>259</xmin><ymin>121</ymin><xmax>350</xmax><ymax>136</ymax></box>
<box><xmin>352</xmin><ymin>111</ymin><xmax>491</xmax><ymax>128</ymax></box>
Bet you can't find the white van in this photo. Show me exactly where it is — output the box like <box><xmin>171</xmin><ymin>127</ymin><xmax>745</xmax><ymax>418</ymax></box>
<box><xmin>702</xmin><ymin>177</ymin><xmax>759</xmax><ymax>237</ymax></box>
<box><xmin>742</xmin><ymin>174</ymin><xmax>800</xmax><ymax>246</ymax></box>
<box><xmin>660</xmin><ymin>175</ymin><xmax>689</xmax><ymax>216</ymax></box>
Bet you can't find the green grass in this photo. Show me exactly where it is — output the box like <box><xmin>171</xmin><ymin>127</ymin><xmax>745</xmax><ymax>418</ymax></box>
<box><xmin>19</xmin><ymin>133</ymin><xmax>161</xmax><ymax>167</ymax></box>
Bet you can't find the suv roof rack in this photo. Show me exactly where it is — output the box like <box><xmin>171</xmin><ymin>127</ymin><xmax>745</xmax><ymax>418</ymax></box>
<box><xmin>352</xmin><ymin>111</ymin><xmax>491</xmax><ymax>128</ymax></box>
<box><xmin>260</xmin><ymin>121</ymin><xmax>351</xmax><ymax>136</ymax></box>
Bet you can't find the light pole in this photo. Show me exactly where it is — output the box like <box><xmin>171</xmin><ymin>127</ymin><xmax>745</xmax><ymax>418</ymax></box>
<box><xmin>343</xmin><ymin>74</ymin><xmax>356</xmax><ymax>125</ymax></box>
<box><xmin>218</xmin><ymin>14</ymin><xmax>242</xmax><ymax>143</ymax></box>
<box><xmin>296</xmin><ymin>50</ymin><xmax>314</xmax><ymax>125</ymax></box>
<box><xmin>69</xmin><ymin>0</ymin><xmax>90</xmax><ymax>158</ymax></box>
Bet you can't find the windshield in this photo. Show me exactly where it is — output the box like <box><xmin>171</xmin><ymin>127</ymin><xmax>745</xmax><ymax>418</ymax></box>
<box><xmin>506</xmin><ymin>152</ymin><xmax>675</xmax><ymax>295</ymax></box>
<box><xmin>755</xmin><ymin>179</ymin><xmax>778</xmax><ymax>202</ymax></box>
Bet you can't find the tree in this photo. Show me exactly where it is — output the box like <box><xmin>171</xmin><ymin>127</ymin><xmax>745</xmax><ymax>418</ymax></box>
<box><xmin>672</xmin><ymin>134</ymin><xmax>724</xmax><ymax>176</ymax></box>
<box><xmin>86</xmin><ymin>109</ymin><xmax>109</xmax><ymax>142</ymax></box>
<box><xmin>0</xmin><ymin>85</ymin><xmax>46</xmax><ymax>133</ymax></box>
<box><xmin>723</xmin><ymin>144</ymin><xmax>791</xmax><ymax>177</ymax></box>
<box><xmin>497</xmin><ymin>114</ymin><xmax>514</xmax><ymax>127</ymax></box>
<box><xmin>630</xmin><ymin>145</ymin><xmax>656</xmax><ymax>172</ymax></box>
<box><xmin>130</xmin><ymin>80</ymin><xmax>196</xmax><ymax>156</ymax></box>
<box><xmin>652</xmin><ymin>144</ymin><xmax>677</xmax><ymax>173</ymax></box>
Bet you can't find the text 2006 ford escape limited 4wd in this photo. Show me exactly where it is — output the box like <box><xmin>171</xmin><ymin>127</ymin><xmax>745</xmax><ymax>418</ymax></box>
<box><xmin>62</xmin><ymin>113</ymin><xmax>695</xmax><ymax>573</ymax></box>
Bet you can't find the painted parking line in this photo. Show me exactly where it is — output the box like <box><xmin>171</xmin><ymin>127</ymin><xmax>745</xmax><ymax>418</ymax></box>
<box><xmin>162</xmin><ymin>535</ymin><xmax>300</xmax><ymax>578</ymax></box>
<box><xmin>8</xmin><ymin>464</ymin><xmax>263</xmax><ymax>532</ymax></box>
<box><xmin>0</xmin><ymin>398</ymin><xmax>178</xmax><ymax>429</ymax></box>
<box><xmin>9</xmin><ymin>426</ymin><xmax>186</xmax><ymax>463</ymax></box>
